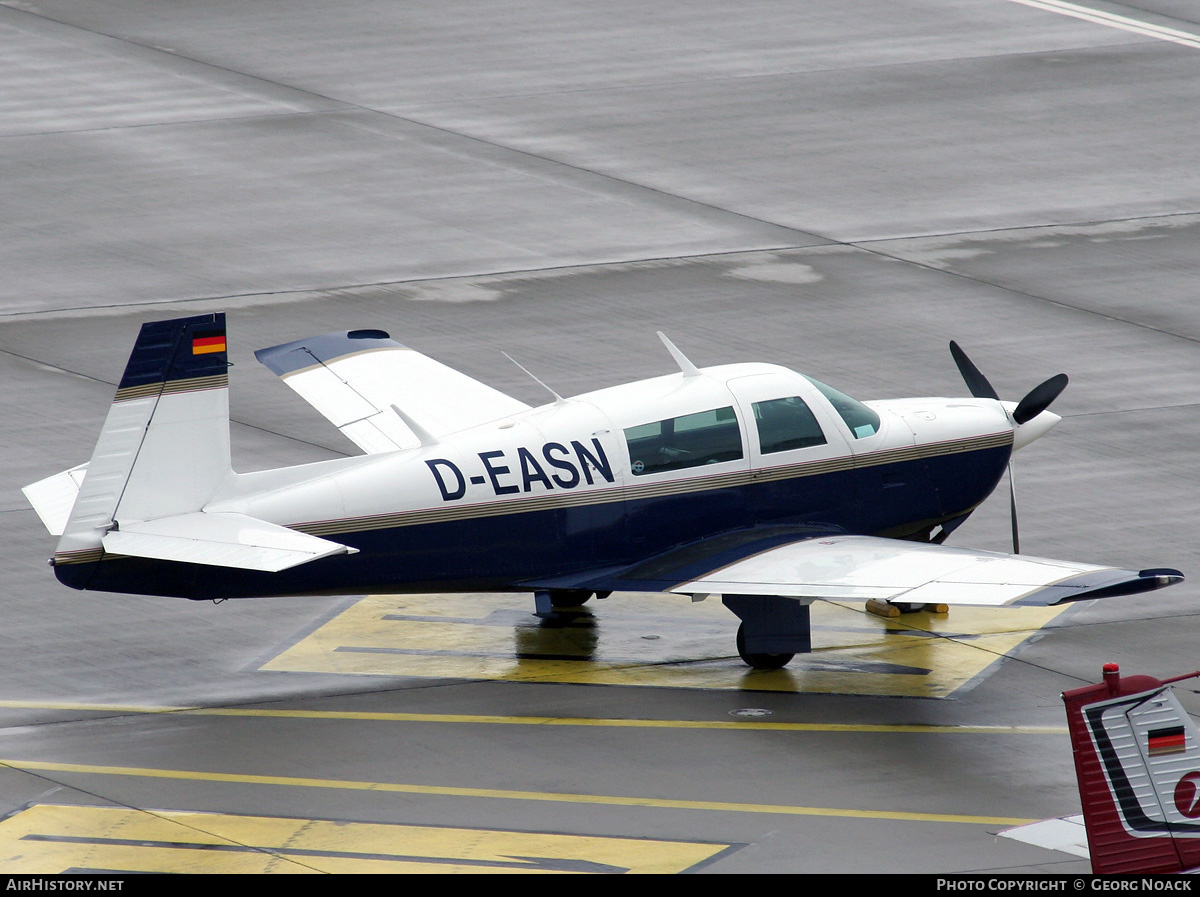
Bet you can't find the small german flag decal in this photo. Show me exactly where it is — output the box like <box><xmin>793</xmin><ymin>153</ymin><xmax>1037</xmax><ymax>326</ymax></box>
<box><xmin>1149</xmin><ymin>726</ymin><xmax>1187</xmax><ymax>756</ymax></box>
<box><xmin>192</xmin><ymin>333</ymin><xmax>227</xmax><ymax>355</ymax></box>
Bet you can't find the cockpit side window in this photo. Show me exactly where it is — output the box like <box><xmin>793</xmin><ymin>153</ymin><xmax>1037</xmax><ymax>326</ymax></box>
<box><xmin>805</xmin><ymin>377</ymin><xmax>880</xmax><ymax>439</ymax></box>
<box><xmin>624</xmin><ymin>406</ymin><xmax>743</xmax><ymax>476</ymax></box>
<box><xmin>752</xmin><ymin>397</ymin><xmax>827</xmax><ymax>454</ymax></box>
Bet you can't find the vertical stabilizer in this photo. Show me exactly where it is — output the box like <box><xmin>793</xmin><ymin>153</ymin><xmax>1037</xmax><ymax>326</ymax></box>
<box><xmin>54</xmin><ymin>314</ymin><xmax>231</xmax><ymax>565</ymax></box>
<box><xmin>1065</xmin><ymin>664</ymin><xmax>1200</xmax><ymax>874</ymax></box>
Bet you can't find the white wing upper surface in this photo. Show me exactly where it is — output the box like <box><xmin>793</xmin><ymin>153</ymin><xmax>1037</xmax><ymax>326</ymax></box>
<box><xmin>666</xmin><ymin>535</ymin><xmax>1180</xmax><ymax>606</ymax></box>
<box><xmin>255</xmin><ymin>330</ymin><xmax>531</xmax><ymax>454</ymax></box>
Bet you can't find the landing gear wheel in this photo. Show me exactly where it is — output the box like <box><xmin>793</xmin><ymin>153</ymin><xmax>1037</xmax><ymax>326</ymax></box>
<box><xmin>736</xmin><ymin>623</ymin><xmax>795</xmax><ymax>670</ymax></box>
<box><xmin>549</xmin><ymin>589</ymin><xmax>593</xmax><ymax>608</ymax></box>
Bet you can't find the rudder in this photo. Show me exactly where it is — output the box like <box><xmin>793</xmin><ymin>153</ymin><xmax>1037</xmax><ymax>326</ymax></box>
<box><xmin>54</xmin><ymin>313</ymin><xmax>231</xmax><ymax>567</ymax></box>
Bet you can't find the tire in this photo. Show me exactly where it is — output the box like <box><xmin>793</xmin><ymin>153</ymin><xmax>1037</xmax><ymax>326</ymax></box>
<box><xmin>736</xmin><ymin>623</ymin><xmax>794</xmax><ymax>670</ymax></box>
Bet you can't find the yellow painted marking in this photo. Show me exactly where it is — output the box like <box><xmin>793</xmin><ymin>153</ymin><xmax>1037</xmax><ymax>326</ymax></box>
<box><xmin>262</xmin><ymin>592</ymin><xmax>1069</xmax><ymax>697</ymax></box>
<box><xmin>0</xmin><ymin>804</ymin><xmax>726</xmax><ymax>874</ymax></box>
<box><xmin>1</xmin><ymin>760</ymin><xmax>1034</xmax><ymax>827</ymax></box>
<box><xmin>0</xmin><ymin>700</ymin><xmax>1066</xmax><ymax>734</ymax></box>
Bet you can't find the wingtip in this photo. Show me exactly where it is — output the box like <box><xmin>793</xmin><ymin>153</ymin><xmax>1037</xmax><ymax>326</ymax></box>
<box><xmin>1139</xmin><ymin>567</ymin><xmax>1184</xmax><ymax>586</ymax></box>
<box><xmin>254</xmin><ymin>330</ymin><xmax>404</xmax><ymax>375</ymax></box>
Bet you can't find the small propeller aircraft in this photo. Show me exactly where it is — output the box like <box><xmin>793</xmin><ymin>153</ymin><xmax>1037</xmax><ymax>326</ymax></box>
<box><xmin>1001</xmin><ymin>665</ymin><xmax>1200</xmax><ymax>874</ymax></box>
<box><xmin>23</xmin><ymin>313</ymin><xmax>1183</xmax><ymax>669</ymax></box>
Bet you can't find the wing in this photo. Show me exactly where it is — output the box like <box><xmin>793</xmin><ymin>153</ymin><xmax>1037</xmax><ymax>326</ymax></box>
<box><xmin>255</xmin><ymin>330</ymin><xmax>531</xmax><ymax>454</ymax></box>
<box><xmin>530</xmin><ymin>530</ymin><xmax>1181</xmax><ymax>606</ymax></box>
<box><xmin>664</xmin><ymin>535</ymin><xmax>1181</xmax><ymax>606</ymax></box>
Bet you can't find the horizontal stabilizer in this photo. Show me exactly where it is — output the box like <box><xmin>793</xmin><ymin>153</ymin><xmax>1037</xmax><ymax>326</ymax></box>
<box><xmin>255</xmin><ymin>330</ymin><xmax>531</xmax><ymax>454</ymax></box>
<box><xmin>101</xmin><ymin>512</ymin><xmax>356</xmax><ymax>572</ymax></box>
<box><xmin>998</xmin><ymin>816</ymin><xmax>1089</xmax><ymax>860</ymax></box>
<box><xmin>667</xmin><ymin>536</ymin><xmax>1182</xmax><ymax>606</ymax></box>
<box><xmin>23</xmin><ymin>464</ymin><xmax>88</xmax><ymax>536</ymax></box>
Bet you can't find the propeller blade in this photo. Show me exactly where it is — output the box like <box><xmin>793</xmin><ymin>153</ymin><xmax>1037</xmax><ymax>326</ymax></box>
<box><xmin>1008</xmin><ymin>461</ymin><xmax>1020</xmax><ymax>555</ymax></box>
<box><xmin>949</xmin><ymin>341</ymin><xmax>999</xmax><ymax>400</ymax></box>
<box><xmin>1013</xmin><ymin>373</ymin><xmax>1068</xmax><ymax>425</ymax></box>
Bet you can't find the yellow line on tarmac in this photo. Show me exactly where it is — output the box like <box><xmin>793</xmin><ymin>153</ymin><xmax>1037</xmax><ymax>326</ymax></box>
<box><xmin>0</xmin><ymin>700</ymin><xmax>1066</xmax><ymax>735</ymax></box>
<box><xmin>2</xmin><ymin>758</ymin><xmax>1034</xmax><ymax>827</ymax></box>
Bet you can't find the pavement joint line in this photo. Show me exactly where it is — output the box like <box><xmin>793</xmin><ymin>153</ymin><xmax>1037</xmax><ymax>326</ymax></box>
<box><xmin>0</xmin><ymin>758</ymin><xmax>1036</xmax><ymax>826</ymax></box>
<box><xmin>0</xmin><ymin>244</ymin><xmax>808</xmax><ymax>322</ymax></box>
<box><xmin>850</xmin><ymin>211</ymin><xmax>1200</xmax><ymax>245</ymax></box>
<box><xmin>853</xmin><ymin>241</ymin><xmax>1200</xmax><ymax>347</ymax></box>
<box><xmin>2</xmin><ymin>4</ymin><xmax>824</xmax><ymax>246</ymax></box>
<box><xmin>0</xmin><ymin>701</ymin><xmax>1066</xmax><ymax>735</ymax></box>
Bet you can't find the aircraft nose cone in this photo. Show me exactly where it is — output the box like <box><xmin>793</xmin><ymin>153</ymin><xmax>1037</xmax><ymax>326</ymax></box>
<box><xmin>1012</xmin><ymin>408</ymin><xmax>1061</xmax><ymax>450</ymax></box>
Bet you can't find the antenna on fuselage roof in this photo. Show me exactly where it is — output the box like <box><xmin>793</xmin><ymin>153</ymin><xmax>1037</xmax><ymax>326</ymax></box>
<box><xmin>501</xmin><ymin>352</ymin><xmax>565</xmax><ymax>405</ymax></box>
<box><xmin>390</xmin><ymin>404</ymin><xmax>439</xmax><ymax>448</ymax></box>
<box><xmin>657</xmin><ymin>331</ymin><xmax>701</xmax><ymax>377</ymax></box>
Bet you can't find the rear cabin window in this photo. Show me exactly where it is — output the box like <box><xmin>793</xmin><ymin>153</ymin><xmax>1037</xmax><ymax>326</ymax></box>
<box><xmin>625</xmin><ymin>406</ymin><xmax>743</xmax><ymax>476</ymax></box>
<box><xmin>805</xmin><ymin>377</ymin><xmax>880</xmax><ymax>439</ymax></box>
<box><xmin>752</xmin><ymin>397</ymin><xmax>827</xmax><ymax>454</ymax></box>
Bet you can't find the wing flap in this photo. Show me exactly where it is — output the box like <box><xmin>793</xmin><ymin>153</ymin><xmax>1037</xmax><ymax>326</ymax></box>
<box><xmin>255</xmin><ymin>330</ymin><xmax>531</xmax><ymax>453</ymax></box>
<box><xmin>102</xmin><ymin>512</ymin><xmax>355</xmax><ymax>572</ymax></box>
<box><xmin>667</xmin><ymin>536</ymin><xmax>1181</xmax><ymax>606</ymax></box>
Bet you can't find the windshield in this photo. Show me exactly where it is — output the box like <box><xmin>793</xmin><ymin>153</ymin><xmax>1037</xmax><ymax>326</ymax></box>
<box><xmin>804</xmin><ymin>377</ymin><xmax>880</xmax><ymax>439</ymax></box>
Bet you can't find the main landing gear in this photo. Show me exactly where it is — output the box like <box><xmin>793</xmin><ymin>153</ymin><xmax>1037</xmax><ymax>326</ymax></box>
<box><xmin>723</xmin><ymin>595</ymin><xmax>812</xmax><ymax>670</ymax></box>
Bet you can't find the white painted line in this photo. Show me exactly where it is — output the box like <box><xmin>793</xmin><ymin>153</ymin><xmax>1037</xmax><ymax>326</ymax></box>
<box><xmin>1008</xmin><ymin>0</ymin><xmax>1200</xmax><ymax>50</ymax></box>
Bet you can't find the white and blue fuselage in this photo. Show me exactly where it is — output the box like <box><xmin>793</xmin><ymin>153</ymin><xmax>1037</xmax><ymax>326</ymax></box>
<box><xmin>29</xmin><ymin>314</ymin><xmax>1176</xmax><ymax>668</ymax></box>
